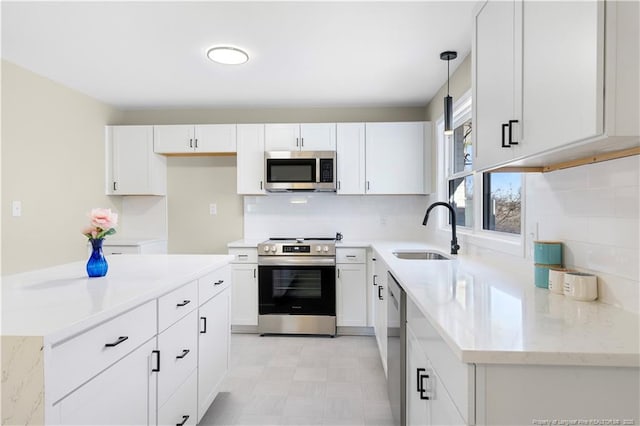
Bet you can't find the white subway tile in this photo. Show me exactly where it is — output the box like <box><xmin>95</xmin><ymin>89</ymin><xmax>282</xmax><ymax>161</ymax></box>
<box><xmin>614</xmin><ymin>186</ymin><xmax>640</xmax><ymax>218</ymax></box>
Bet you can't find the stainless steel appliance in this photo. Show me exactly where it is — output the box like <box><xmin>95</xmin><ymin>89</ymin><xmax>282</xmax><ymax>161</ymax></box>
<box><xmin>387</xmin><ymin>271</ymin><xmax>406</xmax><ymax>426</ymax></box>
<box><xmin>258</xmin><ymin>238</ymin><xmax>336</xmax><ymax>336</ymax></box>
<box><xmin>264</xmin><ymin>151</ymin><xmax>336</xmax><ymax>192</ymax></box>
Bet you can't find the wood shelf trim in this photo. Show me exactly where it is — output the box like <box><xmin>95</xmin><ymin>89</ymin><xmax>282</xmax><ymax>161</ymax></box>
<box><xmin>542</xmin><ymin>146</ymin><xmax>640</xmax><ymax>173</ymax></box>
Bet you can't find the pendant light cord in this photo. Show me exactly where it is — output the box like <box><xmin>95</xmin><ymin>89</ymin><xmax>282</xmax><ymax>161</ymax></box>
<box><xmin>447</xmin><ymin>58</ymin><xmax>450</xmax><ymax>96</ymax></box>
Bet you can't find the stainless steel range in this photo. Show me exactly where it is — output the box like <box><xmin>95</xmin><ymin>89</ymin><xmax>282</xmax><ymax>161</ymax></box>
<box><xmin>257</xmin><ymin>238</ymin><xmax>336</xmax><ymax>336</ymax></box>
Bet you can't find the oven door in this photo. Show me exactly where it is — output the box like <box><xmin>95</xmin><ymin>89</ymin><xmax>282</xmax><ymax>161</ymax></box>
<box><xmin>258</xmin><ymin>257</ymin><xmax>336</xmax><ymax>316</ymax></box>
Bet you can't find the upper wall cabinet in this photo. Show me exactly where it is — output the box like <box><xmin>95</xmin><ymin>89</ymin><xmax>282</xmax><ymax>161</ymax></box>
<box><xmin>264</xmin><ymin>123</ymin><xmax>336</xmax><ymax>151</ymax></box>
<box><xmin>336</xmin><ymin>123</ymin><xmax>366</xmax><ymax>194</ymax></box>
<box><xmin>365</xmin><ymin>122</ymin><xmax>431</xmax><ymax>195</ymax></box>
<box><xmin>154</xmin><ymin>124</ymin><xmax>237</xmax><ymax>154</ymax></box>
<box><xmin>473</xmin><ymin>0</ymin><xmax>639</xmax><ymax>171</ymax></box>
<box><xmin>106</xmin><ymin>126</ymin><xmax>166</xmax><ymax>195</ymax></box>
<box><xmin>237</xmin><ymin>124</ymin><xmax>266</xmax><ymax>195</ymax></box>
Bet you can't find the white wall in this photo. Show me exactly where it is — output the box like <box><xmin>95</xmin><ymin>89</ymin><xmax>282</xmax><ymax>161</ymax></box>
<box><xmin>244</xmin><ymin>194</ymin><xmax>430</xmax><ymax>241</ymax></box>
<box><xmin>1</xmin><ymin>60</ymin><xmax>123</xmax><ymax>274</ymax></box>
<box><xmin>526</xmin><ymin>156</ymin><xmax>640</xmax><ymax>313</ymax></box>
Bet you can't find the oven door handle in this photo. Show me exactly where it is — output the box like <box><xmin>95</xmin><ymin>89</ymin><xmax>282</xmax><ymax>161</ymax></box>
<box><xmin>258</xmin><ymin>256</ymin><xmax>336</xmax><ymax>267</ymax></box>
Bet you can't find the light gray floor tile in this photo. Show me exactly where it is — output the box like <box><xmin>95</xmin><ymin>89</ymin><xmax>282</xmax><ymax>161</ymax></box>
<box><xmin>210</xmin><ymin>334</ymin><xmax>390</xmax><ymax>426</ymax></box>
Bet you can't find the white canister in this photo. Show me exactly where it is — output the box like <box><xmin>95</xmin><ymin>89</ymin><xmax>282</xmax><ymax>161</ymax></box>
<box><xmin>563</xmin><ymin>272</ymin><xmax>598</xmax><ymax>301</ymax></box>
<box><xmin>548</xmin><ymin>268</ymin><xmax>571</xmax><ymax>294</ymax></box>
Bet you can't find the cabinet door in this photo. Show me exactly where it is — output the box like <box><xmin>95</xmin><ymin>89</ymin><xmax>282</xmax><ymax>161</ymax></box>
<box><xmin>336</xmin><ymin>263</ymin><xmax>367</xmax><ymax>327</ymax></box>
<box><xmin>195</xmin><ymin>124</ymin><xmax>237</xmax><ymax>153</ymax></box>
<box><xmin>198</xmin><ymin>287</ymin><xmax>231</xmax><ymax>422</ymax></box>
<box><xmin>231</xmin><ymin>264</ymin><xmax>258</xmax><ymax>326</ymax></box>
<box><xmin>373</xmin><ymin>258</ymin><xmax>388</xmax><ymax>373</ymax></box>
<box><xmin>109</xmin><ymin>126</ymin><xmax>166</xmax><ymax>195</ymax></box>
<box><xmin>57</xmin><ymin>338</ymin><xmax>157</xmax><ymax>425</ymax></box>
<box><xmin>157</xmin><ymin>310</ymin><xmax>198</xmax><ymax>407</ymax></box>
<box><xmin>336</xmin><ymin>123</ymin><xmax>365</xmax><ymax>194</ymax></box>
<box><xmin>265</xmin><ymin>123</ymin><xmax>300</xmax><ymax>151</ymax></box>
<box><xmin>154</xmin><ymin>125</ymin><xmax>194</xmax><ymax>153</ymax></box>
<box><xmin>521</xmin><ymin>1</ymin><xmax>603</xmax><ymax>156</ymax></box>
<box><xmin>300</xmin><ymin>123</ymin><xmax>337</xmax><ymax>151</ymax></box>
<box><xmin>365</xmin><ymin>122</ymin><xmax>425</xmax><ymax>194</ymax></box>
<box><xmin>158</xmin><ymin>369</ymin><xmax>197</xmax><ymax>426</ymax></box>
<box><xmin>473</xmin><ymin>0</ymin><xmax>519</xmax><ymax>170</ymax></box>
<box><xmin>236</xmin><ymin>124</ymin><xmax>266</xmax><ymax>194</ymax></box>
<box><xmin>407</xmin><ymin>327</ymin><xmax>429</xmax><ymax>426</ymax></box>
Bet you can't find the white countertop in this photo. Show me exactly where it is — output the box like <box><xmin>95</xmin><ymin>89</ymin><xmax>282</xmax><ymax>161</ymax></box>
<box><xmin>372</xmin><ymin>241</ymin><xmax>640</xmax><ymax>367</ymax></box>
<box><xmin>1</xmin><ymin>254</ymin><xmax>233</xmax><ymax>343</ymax></box>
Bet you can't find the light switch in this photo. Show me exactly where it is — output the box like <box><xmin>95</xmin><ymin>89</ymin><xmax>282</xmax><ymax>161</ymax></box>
<box><xmin>209</xmin><ymin>203</ymin><xmax>217</xmax><ymax>215</ymax></box>
<box><xmin>12</xmin><ymin>201</ymin><xmax>21</xmax><ymax>217</ymax></box>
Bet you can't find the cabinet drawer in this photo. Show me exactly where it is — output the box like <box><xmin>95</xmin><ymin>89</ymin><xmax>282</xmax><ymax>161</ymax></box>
<box><xmin>336</xmin><ymin>248</ymin><xmax>366</xmax><ymax>263</ymax></box>
<box><xmin>157</xmin><ymin>310</ymin><xmax>198</xmax><ymax>407</ymax></box>
<box><xmin>198</xmin><ymin>265</ymin><xmax>231</xmax><ymax>305</ymax></box>
<box><xmin>50</xmin><ymin>300</ymin><xmax>156</xmax><ymax>402</ymax></box>
<box><xmin>103</xmin><ymin>245</ymin><xmax>140</xmax><ymax>255</ymax></box>
<box><xmin>158</xmin><ymin>281</ymin><xmax>198</xmax><ymax>333</ymax></box>
<box><xmin>407</xmin><ymin>298</ymin><xmax>474</xmax><ymax>424</ymax></box>
<box><xmin>229</xmin><ymin>248</ymin><xmax>258</xmax><ymax>263</ymax></box>
<box><xmin>158</xmin><ymin>368</ymin><xmax>198</xmax><ymax>426</ymax></box>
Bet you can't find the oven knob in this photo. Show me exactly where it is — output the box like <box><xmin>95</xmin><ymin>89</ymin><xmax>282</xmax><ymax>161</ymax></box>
<box><xmin>323</xmin><ymin>246</ymin><xmax>329</xmax><ymax>252</ymax></box>
<box><xmin>316</xmin><ymin>246</ymin><xmax>322</xmax><ymax>252</ymax></box>
<box><xmin>271</xmin><ymin>246</ymin><xmax>277</xmax><ymax>252</ymax></box>
<box><xmin>263</xmin><ymin>246</ymin><xmax>270</xmax><ymax>252</ymax></box>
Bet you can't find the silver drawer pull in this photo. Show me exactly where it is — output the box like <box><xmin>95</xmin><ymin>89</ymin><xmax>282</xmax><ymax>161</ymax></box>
<box><xmin>105</xmin><ymin>336</ymin><xmax>128</xmax><ymax>348</ymax></box>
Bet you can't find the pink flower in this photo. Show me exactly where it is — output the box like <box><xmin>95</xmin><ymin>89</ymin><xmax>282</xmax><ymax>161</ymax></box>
<box><xmin>90</xmin><ymin>208</ymin><xmax>118</xmax><ymax>231</ymax></box>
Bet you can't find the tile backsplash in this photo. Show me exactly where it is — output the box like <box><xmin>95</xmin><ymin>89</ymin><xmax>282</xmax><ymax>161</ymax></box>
<box><xmin>243</xmin><ymin>194</ymin><xmax>430</xmax><ymax>241</ymax></box>
<box><xmin>526</xmin><ymin>155</ymin><xmax>640</xmax><ymax>312</ymax></box>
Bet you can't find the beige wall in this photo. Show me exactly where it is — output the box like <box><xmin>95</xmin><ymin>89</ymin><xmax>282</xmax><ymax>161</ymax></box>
<box><xmin>424</xmin><ymin>53</ymin><xmax>472</xmax><ymax>122</ymax></box>
<box><xmin>1</xmin><ymin>60</ymin><xmax>123</xmax><ymax>274</ymax></box>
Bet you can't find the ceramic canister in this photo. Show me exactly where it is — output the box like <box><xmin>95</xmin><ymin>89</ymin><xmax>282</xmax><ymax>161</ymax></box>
<box><xmin>534</xmin><ymin>264</ymin><xmax>562</xmax><ymax>288</ymax></box>
<box><xmin>564</xmin><ymin>272</ymin><xmax>598</xmax><ymax>301</ymax></box>
<box><xmin>548</xmin><ymin>267</ymin><xmax>572</xmax><ymax>294</ymax></box>
<box><xmin>534</xmin><ymin>241</ymin><xmax>563</xmax><ymax>265</ymax></box>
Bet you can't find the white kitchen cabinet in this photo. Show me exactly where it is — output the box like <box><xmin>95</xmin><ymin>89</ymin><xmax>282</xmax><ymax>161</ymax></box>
<box><xmin>106</xmin><ymin>125</ymin><xmax>167</xmax><ymax>195</ymax></box>
<box><xmin>472</xmin><ymin>0</ymin><xmax>522</xmax><ymax>170</ymax></box>
<box><xmin>229</xmin><ymin>248</ymin><xmax>258</xmax><ymax>328</ymax></box>
<box><xmin>237</xmin><ymin>124</ymin><xmax>266</xmax><ymax>194</ymax></box>
<box><xmin>336</xmin><ymin>123</ymin><xmax>366</xmax><ymax>194</ymax></box>
<box><xmin>158</xmin><ymin>369</ymin><xmax>197</xmax><ymax>426</ymax></box>
<box><xmin>157</xmin><ymin>310</ymin><xmax>198</xmax><ymax>408</ymax></box>
<box><xmin>365</xmin><ymin>122</ymin><xmax>428</xmax><ymax>195</ymax></box>
<box><xmin>154</xmin><ymin>124</ymin><xmax>236</xmax><ymax>154</ymax></box>
<box><xmin>336</xmin><ymin>248</ymin><xmax>367</xmax><ymax>327</ymax></box>
<box><xmin>265</xmin><ymin>123</ymin><xmax>336</xmax><ymax>151</ymax></box>
<box><xmin>197</xmin><ymin>283</ymin><xmax>231</xmax><ymax>422</ymax></box>
<box><xmin>56</xmin><ymin>338</ymin><xmax>157</xmax><ymax>425</ymax></box>
<box><xmin>473</xmin><ymin>0</ymin><xmax>639</xmax><ymax>171</ymax></box>
<box><xmin>372</xmin><ymin>252</ymin><xmax>388</xmax><ymax>374</ymax></box>
<box><xmin>406</xmin><ymin>325</ymin><xmax>465</xmax><ymax>426</ymax></box>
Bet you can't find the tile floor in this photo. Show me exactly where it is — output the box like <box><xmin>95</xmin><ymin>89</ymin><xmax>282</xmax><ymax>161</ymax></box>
<box><xmin>199</xmin><ymin>333</ymin><xmax>393</xmax><ymax>426</ymax></box>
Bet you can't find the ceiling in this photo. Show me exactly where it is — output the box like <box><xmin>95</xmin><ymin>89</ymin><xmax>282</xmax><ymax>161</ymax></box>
<box><xmin>1</xmin><ymin>1</ymin><xmax>475</xmax><ymax>110</ymax></box>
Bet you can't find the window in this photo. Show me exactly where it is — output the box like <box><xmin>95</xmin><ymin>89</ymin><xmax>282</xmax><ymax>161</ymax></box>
<box><xmin>483</xmin><ymin>172</ymin><xmax>522</xmax><ymax>234</ymax></box>
<box><xmin>438</xmin><ymin>91</ymin><xmax>524</xmax><ymax>249</ymax></box>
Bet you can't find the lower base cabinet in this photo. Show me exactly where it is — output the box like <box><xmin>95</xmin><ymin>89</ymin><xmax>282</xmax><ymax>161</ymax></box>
<box><xmin>197</xmin><ymin>286</ymin><xmax>231</xmax><ymax>422</ymax></box>
<box><xmin>57</xmin><ymin>338</ymin><xmax>157</xmax><ymax>425</ymax></box>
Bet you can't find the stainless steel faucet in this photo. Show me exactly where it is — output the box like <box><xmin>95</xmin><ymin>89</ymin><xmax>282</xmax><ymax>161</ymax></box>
<box><xmin>422</xmin><ymin>202</ymin><xmax>460</xmax><ymax>255</ymax></box>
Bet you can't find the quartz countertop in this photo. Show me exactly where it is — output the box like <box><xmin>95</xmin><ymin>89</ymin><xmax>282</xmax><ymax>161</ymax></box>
<box><xmin>1</xmin><ymin>254</ymin><xmax>233</xmax><ymax>343</ymax></box>
<box><xmin>371</xmin><ymin>241</ymin><xmax>640</xmax><ymax>367</ymax></box>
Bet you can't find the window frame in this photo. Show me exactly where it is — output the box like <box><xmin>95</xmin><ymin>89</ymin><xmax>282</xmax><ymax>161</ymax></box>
<box><xmin>435</xmin><ymin>90</ymin><xmax>526</xmax><ymax>257</ymax></box>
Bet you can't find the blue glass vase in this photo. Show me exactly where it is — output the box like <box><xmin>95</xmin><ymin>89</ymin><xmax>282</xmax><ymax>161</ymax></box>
<box><xmin>87</xmin><ymin>239</ymin><xmax>108</xmax><ymax>277</ymax></box>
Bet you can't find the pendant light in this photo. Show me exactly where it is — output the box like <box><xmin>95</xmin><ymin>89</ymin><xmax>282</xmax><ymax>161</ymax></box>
<box><xmin>440</xmin><ymin>50</ymin><xmax>458</xmax><ymax>135</ymax></box>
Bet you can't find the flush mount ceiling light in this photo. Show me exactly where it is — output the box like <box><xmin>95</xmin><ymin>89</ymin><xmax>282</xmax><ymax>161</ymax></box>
<box><xmin>206</xmin><ymin>46</ymin><xmax>249</xmax><ymax>65</ymax></box>
<box><xmin>440</xmin><ymin>50</ymin><xmax>458</xmax><ymax>136</ymax></box>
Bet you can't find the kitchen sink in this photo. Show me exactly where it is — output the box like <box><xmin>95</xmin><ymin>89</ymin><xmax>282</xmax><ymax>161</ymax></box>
<box><xmin>392</xmin><ymin>251</ymin><xmax>450</xmax><ymax>260</ymax></box>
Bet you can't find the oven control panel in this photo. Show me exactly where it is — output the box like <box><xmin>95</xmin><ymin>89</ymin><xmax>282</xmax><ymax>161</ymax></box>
<box><xmin>258</xmin><ymin>240</ymin><xmax>336</xmax><ymax>256</ymax></box>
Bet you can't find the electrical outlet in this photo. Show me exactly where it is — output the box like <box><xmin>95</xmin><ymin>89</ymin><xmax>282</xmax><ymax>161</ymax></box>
<box><xmin>209</xmin><ymin>203</ymin><xmax>217</xmax><ymax>215</ymax></box>
<box><xmin>12</xmin><ymin>201</ymin><xmax>21</xmax><ymax>217</ymax></box>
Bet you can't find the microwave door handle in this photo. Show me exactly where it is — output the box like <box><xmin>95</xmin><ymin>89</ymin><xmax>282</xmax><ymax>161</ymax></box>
<box><xmin>316</xmin><ymin>158</ymin><xmax>321</xmax><ymax>183</ymax></box>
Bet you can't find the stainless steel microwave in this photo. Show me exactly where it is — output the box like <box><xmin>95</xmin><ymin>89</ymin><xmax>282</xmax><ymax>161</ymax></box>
<box><xmin>264</xmin><ymin>151</ymin><xmax>336</xmax><ymax>192</ymax></box>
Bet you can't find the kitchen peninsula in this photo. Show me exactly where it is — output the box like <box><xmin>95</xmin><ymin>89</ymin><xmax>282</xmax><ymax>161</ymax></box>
<box><xmin>1</xmin><ymin>254</ymin><xmax>233</xmax><ymax>425</ymax></box>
